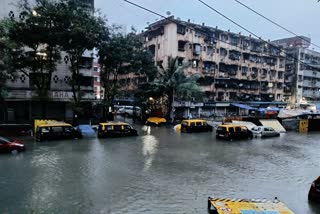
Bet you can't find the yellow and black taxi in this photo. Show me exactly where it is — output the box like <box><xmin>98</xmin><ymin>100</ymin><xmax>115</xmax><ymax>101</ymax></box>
<box><xmin>308</xmin><ymin>176</ymin><xmax>320</xmax><ymax>202</ymax></box>
<box><xmin>176</xmin><ymin>119</ymin><xmax>213</xmax><ymax>133</ymax></box>
<box><xmin>97</xmin><ymin>122</ymin><xmax>138</xmax><ymax>138</ymax></box>
<box><xmin>216</xmin><ymin>124</ymin><xmax>253</xmax><ymax>141</ymax></box>
<box><xmin>208</xmin><ymin>197</ymin><xmax>294</xmax><ymax>214</ymax></box>
<box><xmin>34</xmin><ymin>120</ymin><xmax>81</xmax><ymax>142</ymax></box>
<box><xmin>146</xmin><ymin>117</ymin><xmax>167</xmax><ymax>126</ymax></box>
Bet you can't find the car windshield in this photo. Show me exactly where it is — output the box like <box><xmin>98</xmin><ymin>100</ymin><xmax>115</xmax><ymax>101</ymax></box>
<box><xmin>0</xmin><ymin>136</ymin><xmax>14</xmax><ymax>142</ymax></box>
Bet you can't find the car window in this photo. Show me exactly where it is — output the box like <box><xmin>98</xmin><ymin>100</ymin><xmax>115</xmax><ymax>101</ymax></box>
<box><xmin>190</xmin><ymin>122</ymin><xmax>195</xmax><ymax>126</ymax></box>
<box><xmin>106</xmin><ymin>126</ymin><xmax>113</xmax><ymax>130</ymax></box>
<box><xmin>229</xmin><ymin>127</ymin><xmax>234</xmax><ymax>133</ymax></box>
<box><xmin>182</xmin><ymin>121</ymin><xmax>188</xmax><ymax>126</ymax></box>
<box><xmin>235</xmin><ymin>127</ymin><xmax>241</xmax><ymax>132</ymax></box>
<box><xmin>65</xmin><ymin>127</ymin><xmax>72</xmax><ymax>132</ymax></box>
<box><xmin>114</xmin><ymin>125</ymin><xmax>122</xmax><ymax>130</ymax></box>
<box><xmin>0</xmin><ymin>139</ymin><xmax>7</xmax><ymax>144</ymax></box>
<box><xmin>252</xmin><ymin>127</ymin><xmax>259</xmax><ymax>131</ymax></box>
<box><xmin>217</xmin><ymin>127</ymin><xmax>226</xmax><ymax>132</ymax></box>
<box><xmin>0</xmin><ymin>136</ymin><xmax>11</xmax><ymax>143</ymax></box>
<box><xmin>52</xmin><ymin>127</ymin><xmax>63</xmax><ymax>133</ymax></box>
<box><xmin>41</xmin><ymin>127</ymin><xmax>50</xmax><ymax>133</ymax></box>
<box><xmin>196</xmin><ymin>122</ymin><xmax>202</xmax><ymax>126</ymax></box>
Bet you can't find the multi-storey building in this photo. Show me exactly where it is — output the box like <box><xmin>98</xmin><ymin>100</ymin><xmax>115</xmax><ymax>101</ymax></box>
<box><xmin>143</xmin><ymin>17</ymin><xmax>286</xmax><ymax>103</ymax></box>
<box><xmin>0</xmin><ymin>0</ymin><xmax>95</xmax><ymax>122</ymax></box>
<box><xmin>273</xmin><ymin>36</ymin><xmax>320</xmax><ymax>103</ymax></box>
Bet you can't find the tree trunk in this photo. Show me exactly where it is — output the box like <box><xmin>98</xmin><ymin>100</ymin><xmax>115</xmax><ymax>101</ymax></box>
<box><xmin>167</xmin><ymin>89</ymin><xmax>174</xmax><ymax>122</ymax></box>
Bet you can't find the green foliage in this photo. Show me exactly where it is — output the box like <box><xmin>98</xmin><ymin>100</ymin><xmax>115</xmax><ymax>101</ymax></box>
<box><xmin>53</xmin><ymin>0</ymin><xmax>108</xmax><ymax>111</ymax></box>
<box><xmin>4</xmin><ymin>0</ymin><xmax>62</xmax><ymax>100</ymax></box>
<box><xmin>139</xmin><ymin>57</ymin><xmax>202</xmax><ymax>99</ymax></box>
<box><xmin>138</xmin><ymin>57</ymin><xmax>202</xmax><ymax>118</ymax></box>
<box><xmin>98</xmin><ymin>28</ymin><xmax>157</xmax><ymax>109</ymax></box>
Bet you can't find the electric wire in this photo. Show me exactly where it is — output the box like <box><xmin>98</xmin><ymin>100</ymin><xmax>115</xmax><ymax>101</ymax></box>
<box><xmin>123</xmin><ymin>0</ymin><xmax>318</xmax><ymax>71</ymax></box>
<box><xmin>232</xmin><ymin>0</ymin><xmax>320</xmax><ymax>50</ymax></box>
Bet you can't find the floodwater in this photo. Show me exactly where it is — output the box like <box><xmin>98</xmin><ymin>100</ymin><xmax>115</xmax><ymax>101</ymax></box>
<box><xmin>1</xmin><ymin>123</ymin><xmax>320</xmax><ymax>213</ymax></box>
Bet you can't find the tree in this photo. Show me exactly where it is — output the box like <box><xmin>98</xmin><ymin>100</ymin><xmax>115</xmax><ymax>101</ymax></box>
<box><xmin>98</xmin><ymin>28</ymin><xmax>157</xmax><ymax>120</ymax></box>
<box><xmin>138</xmin><ymin>57</ymin><xmax>202</xmax><ymax>121</ymax></box>
<box><xmin>54</xmin><ymin>0</ymin><xmax>108</xmax><ymax>120</ymax></box>
<box><xmin>5</xmin><ymin>0</ymin><xmax>62</xmax><ymax>118</ymax></box>
<box><xmin>0</xmin><ymin>20</ymin><xmax>12</xmax><ymax>122</ymax></box>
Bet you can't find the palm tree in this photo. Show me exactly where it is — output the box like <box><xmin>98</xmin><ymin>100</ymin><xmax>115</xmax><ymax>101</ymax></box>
<box><xmin>138</xmin><ymin>57</ymin><xmax>202</xmax><ymax>121</ymax></box>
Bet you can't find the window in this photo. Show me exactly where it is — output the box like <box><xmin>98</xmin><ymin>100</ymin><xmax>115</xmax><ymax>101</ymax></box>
<box><xmin>221</xmin><ymin>34</ymin><xmax>228</xmax><ymax>42</ymax></box>
<box><xmin>178</xmin><ymin>40</ymin><xmax>186</xmax><ymax>52</ymax></box>
<box><xmin>158</xmin><ymin>44</ymin><xmax>160</xmax><ymax>49</ymax></box>
<box><xmin>192</xmin><ymin>60</ymin><xmax>198</xmax><ymax>68</ymax></box>
<box><xmin>196</xmin><ymin>122</ymin><xmax>202</xmax><ymax>126</ymax></box>
<box><xmin>177</xmin><ymin>24</ymin><xmax>186</xmax><ymax>35</ymax></box>
<box><xmin>228</xmin><ymin>127</ymin><xmax>234</xmax><ymax>133</ymax></box>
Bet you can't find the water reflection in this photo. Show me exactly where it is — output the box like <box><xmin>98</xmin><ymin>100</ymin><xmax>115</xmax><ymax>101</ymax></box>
<box><xmin>29</xmin><ymin>145</ymin><xmax>62</xmax><ymax>211</ymax></box>
<box><xmin>141</xmin><ymin>133</ymin><xmax>159</xmax><ymax>171</ymax></box>
<box><xmin>1</xmin><ymin>130</ymin><xmax>320</xmax><ymax>213</ymax></box>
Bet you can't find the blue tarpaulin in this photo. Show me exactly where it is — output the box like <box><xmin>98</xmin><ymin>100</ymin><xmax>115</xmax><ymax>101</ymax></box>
<box><xmin>231</xmin><ymin>103</ymin><xmax>256</xmax><ymax>110</ymax></box>
<box><xmin>257</xmin><ymin>107</ymin><xmax>280</xmax><ymax>112</ymax></box>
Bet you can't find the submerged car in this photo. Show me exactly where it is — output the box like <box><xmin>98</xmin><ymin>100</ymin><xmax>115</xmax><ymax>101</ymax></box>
<box><xmin>0</xmin><ymin>136</ymin><xmax>25</xmax><ymax>153</ymax></box>
<box><xmin>308</xmin><ymin>176</ymin><xmax>320</xmax><ymax>202</ymax></box>
<box><xmin>76</xmin><ymin>124</ymin><xmax>96</xmax><ymax>137</ymax></box>
<box><xmin>178</xmin><ymin>119</ymin><xmax>213</xmax><ymax>133</ymax></box>
<box><xmin>216</xmin><ymin>124</ymin><xmax>253</xmax><ymax>141</ymax></box>
<box><xmin>146</xmin><ymin>117</ymin><xmax>167</xmax><ymax>126</ymax></box>
<box><xmin>251</xmin><ymin>126</ymin><xmax>280</xmax><ymax>138</ymax></box>
<box><xmin>208</xmin><ymin>197</ymin><xmax>294</xmax><ymax>214</ymax></box>
<box><xmin>34</xmin><ymin>120</ymin><xmax>81</xmax><ymax>142</ymax></box>
<box><xmin>97</xmin><ymin>122</ymin><xmax>138</xmax><ymax>138</ymax></box>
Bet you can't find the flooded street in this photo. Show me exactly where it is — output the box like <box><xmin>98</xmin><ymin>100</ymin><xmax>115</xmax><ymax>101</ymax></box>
<box><xmin>1</xmin><ymin>125</ymin><xmax>320</xmax><ymax>213</ymax></box>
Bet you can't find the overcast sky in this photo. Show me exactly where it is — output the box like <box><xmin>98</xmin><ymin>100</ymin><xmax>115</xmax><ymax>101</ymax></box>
<box><xmin>95</xmin><ymin>0</ymin><xmax>320</xmax><ymax>50</ymax></box>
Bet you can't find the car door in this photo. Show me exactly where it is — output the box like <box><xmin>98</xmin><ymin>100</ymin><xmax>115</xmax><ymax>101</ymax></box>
<box><xmin>0</xmin><ymin>138</ymin><xmax>9</xmax><ymax>152</ymax></box>
<box><xmin>263</xmin><ymin>127</ymin><xmax>272</xmax><ymax>137</ymax></box>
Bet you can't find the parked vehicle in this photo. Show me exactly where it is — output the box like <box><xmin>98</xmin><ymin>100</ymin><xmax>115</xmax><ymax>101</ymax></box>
<box><xmin>0</xmin><ymin>136</ymin><xmax>25</xmax><ymax>153</ymax></box>
<box><xmin>251</xmin><ymin>126</ymin><xmax>280</xmax><ymax>138</ymax></box>
<box><xmin>216</xmin><ymin>124</ymin><xmax>253</xmax><ymax>141</ymax></box>
<box><xmin>34</xmin><ymin>120</ymin><xmax>81</xmax><ymax>142</ymax></box>
<box><xmin>176</xmin><ymin>119</ymin><xmax>213</xmax><ymax>133</ymax></box>
<box><xmin>146</xmin><ymin>117</ymin><xmax>167</xmax><ymax>126</ymax></box>
<box><xmin>208</xmin><ymin>197</ymin><xmax>294</xmax><ymax>214</ymax></box>
<box><xmin>308</xmin><ymin>176</ymin><xmax>320</xmax><ymax>202</ymax></box>
<box><xmin>116</xmin><ymin>106</ymin><xmax>141</xmax><ymax>117</ymax></box>
<box><xmin>97</xmin><ymin>122</ymin><xmax>138</xmax><ymax>138</ymax></box>
<box><xmin>76</xmin><ymin>124</ymin><xmax>96</xmax><ymax>137</ymax></box>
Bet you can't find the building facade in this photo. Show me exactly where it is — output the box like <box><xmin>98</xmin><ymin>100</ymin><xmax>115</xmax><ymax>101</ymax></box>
<box><xmin>143</xmin><ymin>17</ymin><xmax>286</xmax><ymax>103</ymax></box>
<box><xmin>0</xmin><ymin>0</ymin><xmax>96</xmax><ymax>122</ymax></box>
<box><xmin>273</xmin><ymin>36</ymin><xmax>320</xmax><ymax>103</ymax></box>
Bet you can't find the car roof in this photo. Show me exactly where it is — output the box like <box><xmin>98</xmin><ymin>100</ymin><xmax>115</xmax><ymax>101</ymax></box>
<box><xmin>99</xmin><ymin>122</ymin><xmax>129</xmax><ymax>126</ymax></box>
<box><xmin>182</xmin><ymin>119</ymin><xmax>207</xmax><ymax>123</ymax></box>
<box><xmin>218</xmin><ymin>124</ymin><xmax>246</xmax><ymax>127</ymax></box>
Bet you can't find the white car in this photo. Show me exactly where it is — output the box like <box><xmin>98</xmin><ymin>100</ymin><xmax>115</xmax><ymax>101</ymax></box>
<box><xmin>251</xmin><ymin>126</ymin><xmax>280</xmax><ymax>138</ymax></box>
<box><xmin>116</xmin><ymin>106</ymin><xmax>141</xmax><ymax>117</ymax></box>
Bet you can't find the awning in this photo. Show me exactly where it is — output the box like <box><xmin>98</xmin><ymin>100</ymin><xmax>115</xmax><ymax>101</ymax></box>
<box><xmin>231</xmin><ymin>103</ymin><xmax>256</xmax><ymax>110</ymax></box>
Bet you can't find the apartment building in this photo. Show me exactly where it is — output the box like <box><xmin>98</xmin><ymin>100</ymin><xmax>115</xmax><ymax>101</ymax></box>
<box><xmin>0</xmin><ymin>0</ymin><xmax>95</xmax><ymax>122</ymax></box>
<box><xmin>143</xmin><ymin>17</ymin><xmax>286</xmax><ymax>104</ymax></box>
<box><xmin>273</xmin><ymin>36</ymin><xmax>320</xmax><ymax>103</ymax></box>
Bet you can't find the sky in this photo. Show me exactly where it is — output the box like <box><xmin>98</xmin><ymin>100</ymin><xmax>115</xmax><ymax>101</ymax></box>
<box><xmin>95</xmin><ymin>0</ymin><xmax>320</xmax><ymax>51</ymax></box>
